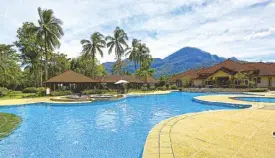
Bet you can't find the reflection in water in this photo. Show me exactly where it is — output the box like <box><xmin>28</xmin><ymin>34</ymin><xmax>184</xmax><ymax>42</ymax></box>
<box><xmin>150</xmin><ymin>108</ymin><xmax>171</xmax><ymax>126</ymax></box>
<box><xmin>95</xmin><ymin>108</ymin><xmax>118</xmax><ymax>132</ymax></box>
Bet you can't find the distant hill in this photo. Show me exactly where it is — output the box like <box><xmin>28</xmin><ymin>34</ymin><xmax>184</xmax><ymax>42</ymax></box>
<box><xmin>103</xmin><ymin>47</ymin><xmax>239</xmax><ymax>78</ymax></box>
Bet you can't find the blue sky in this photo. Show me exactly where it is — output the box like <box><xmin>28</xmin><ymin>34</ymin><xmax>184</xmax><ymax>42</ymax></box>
<box><xmin>0</xmin><ymin>0</ymin><xmax>275</xmax><ymax>62</ymax></box>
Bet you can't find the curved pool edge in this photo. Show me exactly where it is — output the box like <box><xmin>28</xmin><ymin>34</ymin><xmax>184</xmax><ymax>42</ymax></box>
<box><xmin>193</xmin><ymin>95</ymin><xmax>268</xmax><ymax>109</ymax></box>
<box><xmin>192</xmin><ymin>97</ymin><xmax>251</xmax><ymax>109</ymax></box>
<box><xmin>0</xmin><ymin>91</ymin><xmax>173</xmax><ymax>107</ymax></box>
<box><xmin>142</xmin><ymin>108</ymin><xmax>275</xmax><ymax>158</ymax></box>
<box><xmin>142</xmin><ymin>93</ymin><xmax>275</xmax><ymax>157</ymax></box>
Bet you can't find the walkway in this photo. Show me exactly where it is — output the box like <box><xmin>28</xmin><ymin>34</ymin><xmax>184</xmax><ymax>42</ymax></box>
<box><xmin>143</xmin><ymin>109</ymin><xmax>275</xmax><ymax>158</ymax></box>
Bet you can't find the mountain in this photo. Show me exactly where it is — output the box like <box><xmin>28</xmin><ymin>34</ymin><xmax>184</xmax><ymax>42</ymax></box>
<box><xmin>103</xmin><ymin>47</ymin><xmax>239</xmax><ymax>78</ymax></box>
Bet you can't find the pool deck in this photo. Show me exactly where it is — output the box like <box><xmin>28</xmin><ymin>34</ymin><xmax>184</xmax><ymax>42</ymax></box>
<box><xmin>143</xmin><ymin>92</ymin><xmax>275</xmax><ymax>158</ymax></box>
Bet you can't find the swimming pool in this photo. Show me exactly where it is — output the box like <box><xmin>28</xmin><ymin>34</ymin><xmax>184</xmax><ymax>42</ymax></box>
<box><xmin>0</xmin><ymin>92</ymin><xmax>240</xmax><ymax>158</ymax></box>
<box><xmin>235</xmin><ymin>97</ymin><xmax>275</xmax><ymax>103</ymax></box>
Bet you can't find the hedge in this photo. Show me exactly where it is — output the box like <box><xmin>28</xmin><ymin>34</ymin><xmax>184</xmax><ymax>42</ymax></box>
<box><xmin>0</xmin><ymin>87</ymin><xmax>9</xmax><ymax>97</ymax></box>
<box><xmin>50</xmin><ymin>90</ymin><xmax>72</xmax><ymax>96</ymax></box>
<box><xmin>22</xmin><ymin>87</ymin><xmax>37</xmax><ymax>93</ymax></box>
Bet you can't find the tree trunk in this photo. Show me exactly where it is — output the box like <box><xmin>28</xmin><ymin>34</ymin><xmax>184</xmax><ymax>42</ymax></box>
<box><xmin>92</xmin><ymin>52</ymin><xmax>95</xmax><ymax>78</ymax></box>
<box><xmin>44</xmin><ymin>32</ymin><xmax>48</xmax><ymax>81</ymax></box>
<box><xmin>40</xmin><ymin>57</ymin><xmax>43</xmax><ymax>87</ymax></box>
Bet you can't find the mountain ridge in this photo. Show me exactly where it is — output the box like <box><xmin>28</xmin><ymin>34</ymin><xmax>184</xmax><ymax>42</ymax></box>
<box><xmin>103</xmin><ymin>47</ymin><xmax>239</xmax><ymax>78</ymax></box>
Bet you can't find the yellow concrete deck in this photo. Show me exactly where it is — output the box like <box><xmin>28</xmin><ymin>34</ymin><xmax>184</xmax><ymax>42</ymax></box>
<box><xmin>143</xmin><ymin>109</ymin><xmax>275</xmax><ymax>158</ymax></box>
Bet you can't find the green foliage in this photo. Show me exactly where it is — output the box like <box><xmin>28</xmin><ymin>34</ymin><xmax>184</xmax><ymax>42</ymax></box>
<box><xmin>249</xmin><ymin>88</ymin><xmax>268</xmax><ymax>92</ymax></box>
<box><xmin>36</xmin><ymin>87</ymin><xmax>47</xmax><ymax>96</ymax></box>
<box><xmin>70</xmin><ymin>56</ymin><xmax>107</xmax><ymax>77</ymax></box>
<box><xmin>106</xmin><ymin>27</ymin><xmax>128</xmax><ymax>74</ymax></box>
<box><xmin>234</xmin><ymin>72</ymin><xmax>246</xmax><ymax>80</ymax></box>
<box><xmin>0</xmin><ymin>113</ymin><xmax>21</xmax><ymax>139</ymax></box>
<box><xmin>181</xmin><ymin>76</ymin><xmax>191</xmax><ymax>88</ymax></box>
<box><xmin>81</xmin><ymin>32</ymin><xmax>106</xmax><ymax>77</ymax></box>
<box><xmin>82</xmin><ymin>89</ymin><xmax>110</xmax><ymax>95</ymax></box>
<box><xmin>141</xmin><ymin>85</ymin><xmax>148</xmax><ymax>91</ymax></box>
<box><xmin>31</xmin><ymin>7</ymin><xmax>64</xmax><ymax>81</ymax></box>
<box><xmin>157</xmin><ymin>86</ymin><xmax>167</xmax><ymax>91</ymax></box>
<box><xmin>0</xmin><ymin>87</ymin><xmax>9</xmax><ymax>97</ymax></box>
<box><xmin>22</xmin><ymin>87</ymin><xmax>37</xmax><ymax>93</ymax></box>
<box><xmin>170</xmin><ymin>84</ymin><xmax>177</xmax><ymax>90</ymax></box>
<box><xmin>50</xmin><ymin>90</ymin><xmax>72</xmax><ymax>96</ymax></box>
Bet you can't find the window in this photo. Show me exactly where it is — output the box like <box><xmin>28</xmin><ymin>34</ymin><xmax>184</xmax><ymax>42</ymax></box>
<box><xmin>235</xmin><ymin>80</ymin><xmax>240</xmax><ymax>85</ymax></box>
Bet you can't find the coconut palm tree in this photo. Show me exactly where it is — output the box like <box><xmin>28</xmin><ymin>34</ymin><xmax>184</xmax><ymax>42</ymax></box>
<box><xmin>126</xmin><ymin>39</ymin><xmax>140</xmax><ymax>71</ymax></box>
<box><xmin>81</xmin><ymin>32</ymin><xmax>106</xmax><ymax>78</ymax></box>
<box><xmin>31</xmin><ymin>7</ymin><xmax>64</xmax><ymax>80</ymax></box>
<box><xmin>138</xmin><ymin>43</ymin><xmax>152</xmax><ymax>70</ymax></box>
<box><xmin>106</xmin><ymin>27</ymin><xmax>128</xmax><ymax>74</ymax></box>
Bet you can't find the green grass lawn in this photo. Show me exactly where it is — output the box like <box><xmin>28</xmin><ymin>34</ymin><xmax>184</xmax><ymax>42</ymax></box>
<box><xmin>0</xmin><ymin>113</ymin><xmax>22</xmax><ymax>139</ymax></box>
<box><xmin>0</xmin><ymin>91</ymin><xmax>36</xmax><ymax>100</ymax></box>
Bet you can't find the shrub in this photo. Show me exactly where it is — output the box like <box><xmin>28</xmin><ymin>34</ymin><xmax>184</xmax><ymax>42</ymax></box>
<box><xmin>141</xmin><ymin>85</ymin><xmax>148</xmax><ymax>91</ymax></box>
<box><xmin>249</xmin><ymin>88</ymin><xmax>268</xmax><ymax>92</ymax></box>
<box><xmin>170</xmin><ymin>84</ymin><xmax>177</xmax><ymax>90</ymax></box>
<box><xmin>148</xmin><ymin>85</ymin><xmax>155</xmax><ymax>90</ymax></box>
<box><xmin>36</xmin><ymin>87</ymin><xmax>47</xmax><ymax>96</ymax></box>
<box><xmin>157</xmin><ymin>86</ymin><xmax>166</xmax><ymax>91</ymax></box>
<box><xmin>165</xmin><ymin>84</ymin><xmax>170</xmax><ymax>90</ymax></box>
<box><xmin>82</xmin><ymin>89</ymin><xmax>108</xmax><ymax>95</ymax></box>
<box><xmin>22</xmin><ymin>87</ymin><xmax>37</xmax><ymax>93</ymax></box>
<box><xmin>50</xmin><ymin>90</ymin><xmax>72</xmax><ymax>96</ymax></box>
<box><xmin>0</xmin><ymin>87</ymin><xmax>9</xmax><ymax>97</ymax></box>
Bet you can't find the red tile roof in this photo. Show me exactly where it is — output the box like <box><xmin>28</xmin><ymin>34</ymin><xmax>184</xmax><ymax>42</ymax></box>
<box><xmin>244</xmin><ymin>62</ymin><xmax>275</xmax><ymax>76</ymax></box>
<box><xmin>168</xmin><ymin>69</ymin><xmax>200</xmax><ymax>82</ymax></box>
<box><xmin>198</xmin><ymin>59</ymin><xmax>256</xmax><ymax>75</ymax></box>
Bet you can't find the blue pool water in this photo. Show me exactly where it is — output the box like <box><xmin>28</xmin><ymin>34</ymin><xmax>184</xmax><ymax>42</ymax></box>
<box><xmin>236</xmin><ymin>97</ymin><xmax>275</xmax><ymax>103</ymax></box>
<box><xmin>0</xmin><ymin>92</ymin><xmax>239</xmax><ymax>158</ymax></box>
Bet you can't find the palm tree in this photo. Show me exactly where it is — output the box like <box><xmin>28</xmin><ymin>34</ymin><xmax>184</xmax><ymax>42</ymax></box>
<box><xmin>106</xmin><ymin>27</ymin><xmax>128</xmax><ymax>74</ymax></box>
<box><xmin>138</xmin><ymin>43</ymin><xmax>152</xmax><ymax>70</ymax></box>
<box><xmin>81</xmin><ymin>32</ymin><xmax>106</xmax><ymax>77</ymax></box>
<box><xmin>31</xmin><ymin>7</ymin><xmax>64</xmax><ymax>81</ymax></box>
<box><xmin>126</xmin><ymin>39</ymin><xmax>140</xmax><ymax>70</ymax></box>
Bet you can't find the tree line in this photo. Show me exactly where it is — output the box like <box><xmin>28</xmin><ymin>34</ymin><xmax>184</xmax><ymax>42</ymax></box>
<box><xmin>0</xmin><ymin>7</ymin><xmax>154</xmax><ymax>90</ymax></box>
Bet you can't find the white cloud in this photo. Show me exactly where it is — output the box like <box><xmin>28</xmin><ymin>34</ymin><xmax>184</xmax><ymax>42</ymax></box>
<box><xmin>245</xmin><ymin>27</ymin><xmax>275</xmax><ymax>40</ymax></box>
<box><xmin>0</xmin><ymin>0</ymin><xmax>275</xmax><ymax>63</ymax></box>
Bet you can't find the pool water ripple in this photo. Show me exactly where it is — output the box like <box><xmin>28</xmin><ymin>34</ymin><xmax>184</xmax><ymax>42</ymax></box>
<box><xmin>0</xmin><ymin>92</ymin><xmax>239</xmax><ymax>158</ymax></box>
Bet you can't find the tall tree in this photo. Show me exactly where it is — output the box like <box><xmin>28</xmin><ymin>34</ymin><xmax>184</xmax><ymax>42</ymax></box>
<box><xmin>126</xmin><ymin>39</ymin><xmax>140</xmax><ymax>70</ymax></box>
<box><xmin>106</xmin><ymin>27</ymin><xmax>128</xmax><ymax>74</ymax></box>
<box><xmin>81</xmin><ymin>32</ymin><xmax>106</xmax><ymax>77</ymax></box>
<box><xmin>15</xmin><ymin>22</ymin><xmax>43</xmax><ymax>87</ymax></box>
<box><xmin>0</xmin><ymin>44</ymin><xmax>20</xmax><ymax>89</ymax></box>
<box><xmin>134</xmin><ymin>42</ymin><xmax>155</xmax><ymax>79</ymax></box>
<box><xmin>31</xmin><ymin>7</ymin><xmax>64</xmax><ymax>81</ymax></box>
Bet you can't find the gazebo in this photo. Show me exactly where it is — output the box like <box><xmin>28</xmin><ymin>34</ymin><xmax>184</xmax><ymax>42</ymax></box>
<box><xmin>44</xmin><ymin>70</ymin><xmax>98</xmax><ymax>92</ymax></box>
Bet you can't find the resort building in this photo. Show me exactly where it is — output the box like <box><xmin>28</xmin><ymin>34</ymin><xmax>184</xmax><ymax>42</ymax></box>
<box><xmin>45</xmin><ymin>70</ymin><xmax>158</xmax><ymax>91</ymax></box>
<box><xmin>169</xmin><ymin>59</ymin><xmax>275</xmax><ymax>89</ymax></box>
<box><xmin>44</xmin><ymin>70</ymin><xmax>98</xmax><ymax>91</ymax></box>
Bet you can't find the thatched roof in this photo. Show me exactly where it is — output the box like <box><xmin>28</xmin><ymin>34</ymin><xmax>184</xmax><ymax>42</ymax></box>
<box><xmin>44</xmin><ymin>70</ymin><xmax>97</xmax><ymax>83</ymax></box>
